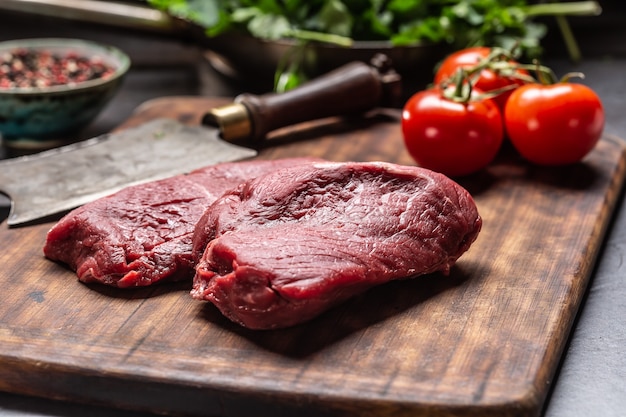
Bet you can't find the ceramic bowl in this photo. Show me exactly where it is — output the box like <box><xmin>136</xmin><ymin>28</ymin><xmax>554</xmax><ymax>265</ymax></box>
<box><xmin>201</xmin><ymin>33</ymin><xmax>447</xmax><ymax>93</ymax></box>
<box><xmin>0</xmin><ymin>38</ymin><xmax>130</xmax><ymax>149</ymax></box>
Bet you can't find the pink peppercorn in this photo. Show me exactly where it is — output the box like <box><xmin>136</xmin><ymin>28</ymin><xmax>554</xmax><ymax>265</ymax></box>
<box><xmin>0</xmin><ymin>48</ymin><xmax>115</xmax><ymax>89</ymax></box>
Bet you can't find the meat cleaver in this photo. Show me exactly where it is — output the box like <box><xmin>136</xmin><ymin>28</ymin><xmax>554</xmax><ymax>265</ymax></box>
<box><xmin>0</xmin><ymin>55</ymin><xmax>401</xmax><ymax>227</ymax></box>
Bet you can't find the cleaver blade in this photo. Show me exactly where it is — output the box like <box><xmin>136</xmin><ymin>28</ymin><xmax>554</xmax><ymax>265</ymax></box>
<box><xmin>0</xmin><ymin>119</ymin><xmax>256</xmax><ymax>226</ymax></box>
<box><xmin>0</xmin><ymin>55</ymin><xmax>402</xmax><ymax>227</ymax></box>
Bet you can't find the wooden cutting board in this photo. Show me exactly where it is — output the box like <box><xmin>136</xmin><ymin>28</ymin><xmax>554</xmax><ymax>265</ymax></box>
<box><xmin>1</xmin><ymin>96</ymin><xmax>625</xmax><ymax>417</ymax></box>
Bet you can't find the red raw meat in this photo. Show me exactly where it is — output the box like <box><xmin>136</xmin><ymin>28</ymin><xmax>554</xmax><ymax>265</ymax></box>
<box><xmin>43</xmin><ymin>158</ymin><xmax>320</xmax><ymax>287</ymax></box>
<box><xmin>191</xmin><ymin>161</ymin><xmax>482</xmax><ymax>329</ymax></box>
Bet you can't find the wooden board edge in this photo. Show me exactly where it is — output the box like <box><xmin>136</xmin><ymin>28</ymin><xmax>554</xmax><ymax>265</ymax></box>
<box><xmin>535</xmin><ymin>133</ymin><xmax>626</xmax><ymax>415</ymax></box>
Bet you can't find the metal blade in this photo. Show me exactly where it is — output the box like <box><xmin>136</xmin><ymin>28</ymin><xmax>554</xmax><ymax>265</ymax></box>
<box><xmin>0</xmin><ymin>118</ymin><xmax>257</xmax><ymax>226</ymax></box>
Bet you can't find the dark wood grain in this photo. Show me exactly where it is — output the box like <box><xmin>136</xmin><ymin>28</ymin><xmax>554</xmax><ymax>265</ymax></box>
<box><xmin>1</xmin><ymin>97</ymin><xmax>624</xmax><ymax>417</ymax></box>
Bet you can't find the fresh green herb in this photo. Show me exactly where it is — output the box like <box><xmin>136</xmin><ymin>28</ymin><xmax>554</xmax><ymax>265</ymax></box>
<box><xmin>148</xmin><ymin>0</ymin><xmax>601</xmax><ymax>90</ymax></box>
<box><xmin>149</xmin><ymin>1</ymin><xmax>599</xmax><ymax>50</ymax></box>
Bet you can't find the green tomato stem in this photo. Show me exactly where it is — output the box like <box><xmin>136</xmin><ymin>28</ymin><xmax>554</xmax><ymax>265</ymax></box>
<box><xmin>560</xmin><ymin>72</ymin><xmax>585</xmax><ymax>83</ymax></box>
<box><xmin>530</xmin><ymin>59</ymin><xmax>559</xmax><ymax>85</ymax></box>
<box><xmin>442</xmin><ymin>67</ymin><xmax>473</xmax><ymax>104</ymax></box>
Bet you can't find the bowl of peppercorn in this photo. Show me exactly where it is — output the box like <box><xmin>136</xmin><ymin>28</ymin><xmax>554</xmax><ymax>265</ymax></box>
<box><xmin>0</xmin><ymin>38</ymin><xmax>130</xmax><ymax>149</ymax></box>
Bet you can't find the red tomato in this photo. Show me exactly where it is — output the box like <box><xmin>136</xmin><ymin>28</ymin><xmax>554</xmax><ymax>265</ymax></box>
<box><xmin>434</xmin><ymin>47</ymin><xmax>528</xmax><ymax>110</ymax></box>
<box><xmin>504</xmin><ymin>83</ymin><xmax>605</xmax><ymax>165</ymax></box>
<box><xmin>401</xmin><ymin>88</ymin><xmax>504</xmax><ymax>177</ymax></box>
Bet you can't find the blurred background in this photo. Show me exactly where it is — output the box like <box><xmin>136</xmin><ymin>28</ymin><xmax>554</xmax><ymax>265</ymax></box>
<box><xmin>0</xmin><ymin>0</ymin><xmax>624</xmax><ymax>147</ymax></box>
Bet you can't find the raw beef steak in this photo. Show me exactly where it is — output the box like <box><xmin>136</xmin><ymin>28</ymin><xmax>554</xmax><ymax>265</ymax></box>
<box><xmin>191</xmin><ymin>161</ymin><xmax>482</xmax><ymax>329</ymax></box>
<box><xmin>43</xmin><ymin>158</ymin><xmax>319</xmax><ymax>288</ymax></box>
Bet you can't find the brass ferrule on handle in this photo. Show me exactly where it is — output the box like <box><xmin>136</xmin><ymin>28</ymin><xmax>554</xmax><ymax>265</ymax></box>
<box><xmin>202</xmin><ymin>103</ymin><xmax>252</xmax><ymax>143</ymax></box>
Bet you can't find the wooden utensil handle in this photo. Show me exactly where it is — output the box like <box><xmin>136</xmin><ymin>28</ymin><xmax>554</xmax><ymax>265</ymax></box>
<box><xmin>203</xmin><ymin>54</ymin><xmax>401</xmax><ymax>145</ymax></box>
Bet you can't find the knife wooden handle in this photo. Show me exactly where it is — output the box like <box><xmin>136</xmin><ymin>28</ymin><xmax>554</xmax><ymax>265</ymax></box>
<box><xmin>203</xmin><ymin>54</ymin><xmax>402</xmax><ymax>145</ymax></box>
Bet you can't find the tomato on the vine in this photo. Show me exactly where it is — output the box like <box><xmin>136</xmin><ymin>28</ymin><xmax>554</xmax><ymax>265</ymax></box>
<box><xmin>401</xmin><ymin>86</ymin><xmax>504</xmax><ymax>177</ymax></box>
<box><xmin>504</xmin><ymin>82</ymin><xmax>605</xmax><ymax>165</ymax></box>
<box><xmin>434</xmin><ymin>46</ymin><xmax>529</xmax><ymax>110</ymax></box>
